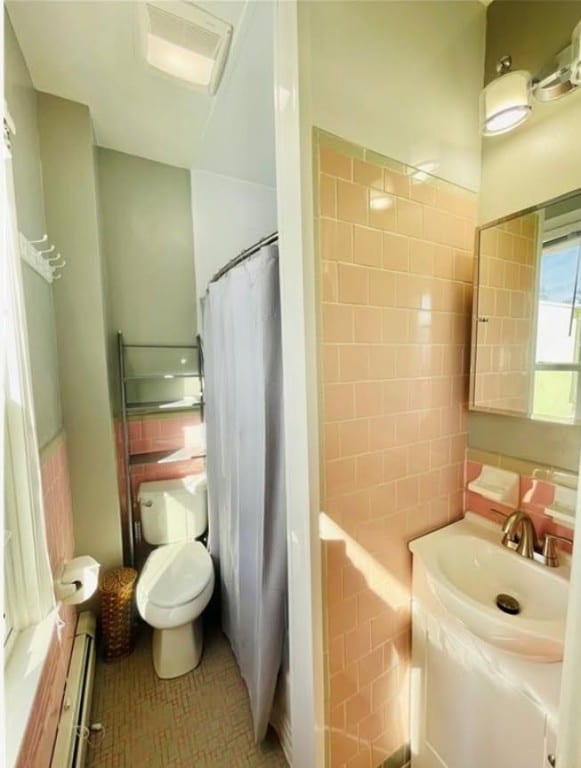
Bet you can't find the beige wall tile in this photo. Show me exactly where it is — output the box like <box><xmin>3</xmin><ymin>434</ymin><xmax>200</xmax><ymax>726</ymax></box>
<box><xmin>397</xmin><ymin>199</ymin><xmax>423</xmax><ymax>238</ymax></box>
<box><xmin>369</xmin><ymin>192</ymin><xmax>397</xmax><ymax>231</ymax></box>
<box><xmin>317</xmin><ymin>136</ymin><xmax>475</xmax><ymax>768</ymax></box>
<box><xmin>383</xmin><ymin>232</ymin><xmax>410</xmax><ymax>272</ymax></box>
<box><xmin>409</xmin><ymin>240</ymin><xmax>434</xmax><ymax>276</ymax></box>
<box><xmin>323</xmin><ymin>303</ymin><xmax>354</xmax><ymax>343</ymax></box>
<box><xmin>337</xmin><ymin>179</ymin><xmax>368</xmax><ymax>224</ymax></box>
<box><xmin>354</xmin><ymin>225</ymin><xmax>382</xmax><ymax>268</ymax></box>
<box><xmin>369</xmin><ymin>270</ymin><xmax>397</xmax><ymax>307</ymax></box>
<box><xmin>410</xmin><ymin>179</ymin><xmax>437</xmax><ymax>206</ymax></box>
<box><xmin>354</xmin><ymin>306</ymin><xmax>383</xmax><ymax>343</ymax></box>
<box><xmin>338</xmin><ymin>263</ymin><xmax>370</xmax><ymax>305</ymax></box>
<box><xmin>354</xmin><ymin>159</ymin><xmax>384</xmax><ymax>189</ymax></box>
<box><xmin>384</xmin><ymin>169</ymin><xmax>410</xmax><ymax>199</ymax></box>
<box><xmin>321</xmin><ymin>218</ymin><xmax>354</xmax><ymax>263</ymax></box>
<box><xmin>321</xmin><ymin>147</ymin><xmax>354</xmax><ymax>180</ymax></box>
<box><xmin>325</xmin><ymin>382</ymin><xmax>356</xmax><ymax>422</ymax></box>
<box><xmin>321</xmin><ymin>174</ymin><xmax>337</xmax><ymax>217</ymax></box>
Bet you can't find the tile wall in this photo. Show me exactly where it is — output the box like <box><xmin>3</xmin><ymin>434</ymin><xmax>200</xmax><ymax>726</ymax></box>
<box><xmin>115</xmin><ymin>412</ymin><xmax>205</xmax><ymax>553</ymax></box>
<box><xmin>474</xmin><ymin>213</ymin><xmax>538</xmax><ymax>413</ymax></box>
<box><xmin>465</xmin><ymin>448</ymin><xmax>576</xmax><ymax>551</ymax></box>
<box><xmin>316</xmin><ymin>130</ymin><xmax>476</xmax><ymax>768</ymax></box>
<box><xmin>17</xmin><ymin>433</ymin><xmax>76</xmax><ymax>768</ymax></box>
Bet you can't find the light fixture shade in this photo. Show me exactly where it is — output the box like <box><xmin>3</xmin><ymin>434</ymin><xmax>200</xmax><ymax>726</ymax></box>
<box><xmin>141</xmin><ymin>2</ymin><xmax>232</xmax><ymax>94</ymax></box>
<box><xmin>480</xmin><ymin>70</ymin><xmax>532</xmax><ymax>136</ymax></box>
<box><xmin>571</xmin><ymin>21</ymin><xmax>581</xmax><ymax>86</ymax></box>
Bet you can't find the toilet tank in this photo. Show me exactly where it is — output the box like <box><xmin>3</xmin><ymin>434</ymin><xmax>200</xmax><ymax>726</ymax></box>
<box><xmin>138</xmin><ymin>474</ymin><xmax>207</xmax><ymax>545</ymax></box>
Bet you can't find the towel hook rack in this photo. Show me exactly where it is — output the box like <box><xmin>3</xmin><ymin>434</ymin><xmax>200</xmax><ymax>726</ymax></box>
<box><xmin>18</xmin><ymin>232</ymin><xmax>66</xmax><ymax>284</ymax></box>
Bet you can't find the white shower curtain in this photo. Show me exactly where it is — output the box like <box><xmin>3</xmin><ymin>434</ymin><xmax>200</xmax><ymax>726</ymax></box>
<box><xmin>202</xmin><ymin>244</ymin><xmax>287</xmax><ymax>743</ymax></box>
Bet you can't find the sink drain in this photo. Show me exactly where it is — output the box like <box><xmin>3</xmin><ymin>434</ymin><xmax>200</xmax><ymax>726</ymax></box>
<box><xmin>496</xmin><ymin>593</ymin><xmax>521</xmax><ymax>615</ymax></box>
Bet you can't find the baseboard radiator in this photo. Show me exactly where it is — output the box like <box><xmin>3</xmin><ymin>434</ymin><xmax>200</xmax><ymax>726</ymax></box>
<box><xmin>51</xmin><ymin>611</ymin><xmax>97</xmax><ymax>768</ymax></box>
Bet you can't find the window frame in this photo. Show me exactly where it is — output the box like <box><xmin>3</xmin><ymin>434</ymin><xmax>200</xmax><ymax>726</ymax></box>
<box><xmin>2</xmin><ymin>111</ymin><xmax>58</xmax><ymax>768</ymax></box>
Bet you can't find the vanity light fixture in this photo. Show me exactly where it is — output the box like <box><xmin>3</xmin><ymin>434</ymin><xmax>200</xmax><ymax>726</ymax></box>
<box><xmin>141</xmin><ymin>1</ymin><xmax>232</xmax><ymax>94</ymax></box>
<box><xmin>481</xmin><ymin>55</ymin><xmax>532</xmax><ymax>136</ymax></box>
<box><xmin>532</xmin><ymin>47</ymin><xmax>576</xmax><ymax>102</ymax></box>
<box><xmin>571</xmin><ymin>20</ymin><xmax>581</xmax><ymax>85</ymax></box>
<box><xmin>531</xmin><ymin>32</ymin><xmax>581</xmax><ymax>102</ymax></box>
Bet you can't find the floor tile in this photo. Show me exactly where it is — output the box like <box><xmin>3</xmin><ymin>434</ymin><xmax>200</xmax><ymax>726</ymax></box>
<box><xmin>86</xmin><ymin>623</ymin><xmax>287</xmax><ymax>768</ymax></box>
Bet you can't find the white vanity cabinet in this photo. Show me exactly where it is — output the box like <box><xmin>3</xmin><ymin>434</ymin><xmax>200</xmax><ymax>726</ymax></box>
<box><xmin>410</xmin><ymin>548</ymin><xmax>561</xmax><ymax>768</ymax></box>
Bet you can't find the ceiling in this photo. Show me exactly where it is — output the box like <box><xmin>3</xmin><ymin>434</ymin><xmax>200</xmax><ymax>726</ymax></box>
<box><xmin>6</xmin><ymin>0</ymin><xmax>275</xmax><ymax>180</ymax></box>
<box><xmin>193</xmin><ymin>1</ymin><xmax>275</xmax><ymax>187</ymax></box>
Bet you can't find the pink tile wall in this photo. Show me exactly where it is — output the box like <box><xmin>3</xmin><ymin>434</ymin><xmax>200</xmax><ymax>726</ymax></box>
<box><xmin>317</xmin><ymin>138</ymin><xmax>476</xmax><ymax>768</ymax></box>
<box><xmin>127</xmin><ymin>411</ymin><xmax>204</xmax><ymax>457</ymax></box>
<box><xmin>17</xmin><ymin>434</ymin><xmax>76</xmax><ymax>768</ymax></box>
<box><xmin>115</xmin><ymin>413</ymin><xmax>205</xmax><ymax>548</ymax></box>
<box><xmin>41</xmin><ymin>434</ymin><xmax>75</xmax><ymax>572</ymax></box>
<box><xmin>474</xmin><ymin>214</ymin><xmax>538</xmax><ymax>413</ymax></box>
<box><xmin>465</xmin><ymin>458</ymin><xmax>575</xmax><ymax>552</ymax></box>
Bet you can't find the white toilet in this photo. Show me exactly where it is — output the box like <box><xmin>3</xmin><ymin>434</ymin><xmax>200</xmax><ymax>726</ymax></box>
<box><xmin>135</xmin><ymin>474</ymin><xmax>214</xmax><ymax>679</ymax></box>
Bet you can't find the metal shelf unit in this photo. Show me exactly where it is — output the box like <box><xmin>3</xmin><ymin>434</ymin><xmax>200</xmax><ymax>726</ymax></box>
<box><xmin>125</xmin><ymin>398</ymin><xmax>202</xmax><ymax>413</ymax></box>
<box><xmin>117</xmin><ymin>332</ymin><xmax>205</xmax><ymax>566</ymax></box>
<box><xmin>129</xmin><ymin>447</ymin><xmax>206</xmax><ymax>467</ymax></box>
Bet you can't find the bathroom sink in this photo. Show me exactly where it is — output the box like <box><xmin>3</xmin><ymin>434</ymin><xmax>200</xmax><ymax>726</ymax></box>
<box><xmin>409</xmin><ymin>514</ymin><xmax>570</xmax><ymax>662</ymax></box>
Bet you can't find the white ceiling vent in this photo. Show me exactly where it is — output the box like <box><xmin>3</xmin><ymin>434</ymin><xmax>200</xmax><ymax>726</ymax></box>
<box><xmin>141</xmin><ymin>2</ymin><xmax>233</xmax><ymax>94</ymax></box>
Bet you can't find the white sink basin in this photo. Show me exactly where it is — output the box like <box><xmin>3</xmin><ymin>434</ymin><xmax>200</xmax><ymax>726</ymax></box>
<box><xmin>409</xmin><ymin>514</ymin><xmax>570</xmax><ymax>662</ymax></box>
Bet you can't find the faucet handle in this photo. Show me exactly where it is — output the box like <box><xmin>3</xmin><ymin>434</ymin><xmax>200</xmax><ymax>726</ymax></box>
<box><xmin>541</xmin><ymin>532</ymin><xmax>573</xmax><ymax>568</ymax></box>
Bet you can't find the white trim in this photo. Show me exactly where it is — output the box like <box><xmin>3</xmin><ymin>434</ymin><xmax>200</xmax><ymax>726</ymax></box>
<box><xmin>3</xmin><ymin>120</ymin><xmax>54</xmax><ymax>628</ymax></box>
<box><xmin>543</xmin><ymin>209</ymin><xmax>581</xmax><ymax>245</ymax></box>
<box><xmin>528</xmin><ymin>209</ymin><xmax>543</xmax><ymax>416</ymax></box>
<box><xmin>557</xmin><ymin>449</ymin><xmax>581</xmax><ymax>765</ymax></box>
<box><xmin>2</xmin><ymin>96</ymin><xmax>58</xmax><ymax>768</ymax></box>
<box><xmin>274</xmin><ymin>2</ymin><xmax>325</xmax><ymax>765</ymax></box>
<box><xmin>4</xmin><ymin>611</ymin><xmax>58</xmax><ymax>768</ymax></box>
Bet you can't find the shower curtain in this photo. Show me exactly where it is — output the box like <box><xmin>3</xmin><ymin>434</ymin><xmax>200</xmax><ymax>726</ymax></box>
<box><xmin>202</xmin><ymin>244</ymin><xmax>287</xmax><ymax>743</ymax></box>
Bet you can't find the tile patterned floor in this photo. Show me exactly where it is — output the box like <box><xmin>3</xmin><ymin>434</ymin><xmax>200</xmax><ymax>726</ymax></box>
<box><xmin>86</xmin><ymin>623</ymin><xmax>288</xmax><ymax>768</ymax></box>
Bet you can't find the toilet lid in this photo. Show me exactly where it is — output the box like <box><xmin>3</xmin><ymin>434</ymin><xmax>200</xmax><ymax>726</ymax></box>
<box><xmin>141</xmin><ymin>541</ymin><xmax>213</xmax><ymax>608</ymax></box>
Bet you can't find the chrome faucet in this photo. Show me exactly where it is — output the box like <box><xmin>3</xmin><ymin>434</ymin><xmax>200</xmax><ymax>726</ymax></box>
<box><xmin>492</xmin><ymin>508</ymin><xmax>573</xmax><ymax>567</ymax></box>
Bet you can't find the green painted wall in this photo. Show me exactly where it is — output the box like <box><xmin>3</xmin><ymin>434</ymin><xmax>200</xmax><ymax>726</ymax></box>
<box><xmin>4</xmin><ymin>11</ymin><xmax>62</xmax><ymax>448</ymax></box>
<box><xmin>97</xmin><ymin>148</ymin><xmax>196</xmax><ymax>344</ymax></box>
<box><xmin>97</xmin><ymin>148</ymin><xmax>197</xmax><ymax>414</ymax></box>
<box><xmin>37</xmin><ymin>93</ymin><xmax>123</xmax><ymax>570</ymax></box>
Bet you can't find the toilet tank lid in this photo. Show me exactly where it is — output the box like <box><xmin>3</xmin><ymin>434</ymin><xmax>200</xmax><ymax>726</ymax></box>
<box><xmin>138</xmin><ymin>473</ymin><xmax>206</xmax><ymax>500</ymax></box>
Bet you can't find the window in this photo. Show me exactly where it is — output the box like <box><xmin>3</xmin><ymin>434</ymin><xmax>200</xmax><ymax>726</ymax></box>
<box><xmin>4</xmin><ymin>423</ymin><xmax>20</xmax><ymax>660</ymax></box>
<box><xmin>3</xmin><ymin>521</ymin><xmax>15</xmax><ymax>659</ymax></box>
<box><xmin>2</xmin><ymin>114</ymin><xmax>57</xmax><ymax>767</ymax></box>
<box><xmin>533</xmin><ymin>229</ymin><xmax>581</xmax><ymax>423</ymax></box>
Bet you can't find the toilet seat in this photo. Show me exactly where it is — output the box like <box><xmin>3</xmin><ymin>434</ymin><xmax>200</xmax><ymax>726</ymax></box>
<box><xmin>139</xmin><ymin>540</ymin><xmax>213</xmax><ymax>608</ymax></box>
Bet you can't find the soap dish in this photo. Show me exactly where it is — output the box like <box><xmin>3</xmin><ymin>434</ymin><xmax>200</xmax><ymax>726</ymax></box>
<box><xmin>545</xmin><ymin>484</ymin><xmax>577</xmax><ymax>530</ymax></box>
<box><xmin>467</xmin><ymin>465</ymin><xmax>519</xmax><ymax>507</ymax></box>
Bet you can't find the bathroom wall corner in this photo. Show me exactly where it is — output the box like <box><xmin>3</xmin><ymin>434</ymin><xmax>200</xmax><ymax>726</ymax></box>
<box><xmin>37</xmin><ymin>92</ymin><xmax>123</xmax><ymax>571</ymax></box>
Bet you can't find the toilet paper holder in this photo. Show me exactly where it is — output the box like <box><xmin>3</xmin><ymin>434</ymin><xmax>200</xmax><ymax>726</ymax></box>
<box><xmin>54</xmin><ymin>555</ymin><xmax>100</xmax><ymax>605</ymax></box>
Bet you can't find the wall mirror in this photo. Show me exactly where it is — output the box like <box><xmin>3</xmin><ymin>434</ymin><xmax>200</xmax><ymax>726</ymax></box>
<box><xmin>471</xmin><ymin>189</ymin><xmax>581</xmax><ymax>425</ymax></box>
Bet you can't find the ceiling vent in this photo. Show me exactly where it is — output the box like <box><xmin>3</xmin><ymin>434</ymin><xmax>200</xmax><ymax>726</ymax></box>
<box><xmin>141</xmin><ymin>2</ymin><xmax>232</xmax><ymax>94</ymax></box>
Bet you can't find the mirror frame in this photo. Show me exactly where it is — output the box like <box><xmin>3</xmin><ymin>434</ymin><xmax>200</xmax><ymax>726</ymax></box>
<box><xmin>470</xmin><ymin>187</ymin><xmax>581</xmax><ymax>425</ymax></box>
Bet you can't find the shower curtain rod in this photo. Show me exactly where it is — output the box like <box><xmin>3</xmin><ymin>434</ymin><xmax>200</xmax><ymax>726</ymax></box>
<box><xmin>209</xmin><ymin>231</ymin><xmax>279</xmax><ymax>285</ymax></box>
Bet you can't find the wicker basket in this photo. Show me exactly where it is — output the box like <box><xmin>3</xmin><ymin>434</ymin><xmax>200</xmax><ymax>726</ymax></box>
<box><xmin>99</xmin><ymin>567</ymin><xmax>138</xmax><ymax>662</ymax></box>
